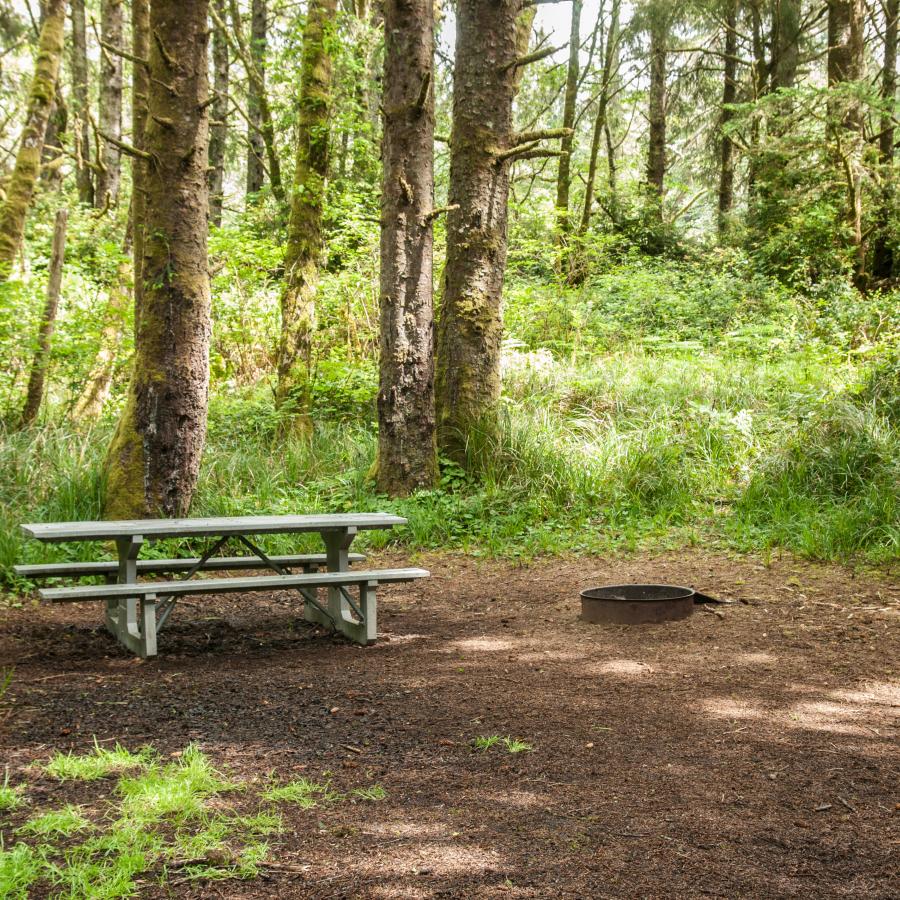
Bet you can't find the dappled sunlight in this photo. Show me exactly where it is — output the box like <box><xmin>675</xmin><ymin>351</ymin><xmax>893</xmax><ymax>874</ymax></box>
<box><xmin>516</xmin><ymin>648</ymin><xmax>586</xmax><ymax>662</ymax></box>
<box><xmin>341</xmin><ymin>841</ymin><xmax>502</xmax><ymax>879</ymax></box>
<box><xmin>700</xmin><ymin>697</ymin><xmax>763</xmax><ymax>720</ymax></box>
<box><xmin>449</xmin><ymin>637</ymin><xmax>518</xmax><ymax>653</ymax></box>
<box><xmin>480</xmin><ymin>789</ymin><xmax>545</xmax><ymax>809</ymax></box>
<box><xmin>831</xmin><ymin>680</ymin><xmax>900</xmax><ymax>707</ymax></box>
<box><xmin>590</xmin><ymin>658</ymin><xmax>655</xmax><ymax>677</ymax></box>
<box><xmin>732</xmin><ymin>651</ymin><xmax>777</xmax><ymax>666</ymax></box>
<box><xmin>363</xmin><ymin>820</ymin><xmax>453</xmax><ymax>840</ymax></box>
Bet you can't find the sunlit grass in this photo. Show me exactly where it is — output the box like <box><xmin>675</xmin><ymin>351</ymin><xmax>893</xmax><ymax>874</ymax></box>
<box><xmin>43</xmin><ymin>741</ymin><xmax>154</xmax><ymax>783</ymax></box>
<box><xmin>0</xmin><ymin>771</ymin><xmax>25</xmax><ymax>812</ymax></box>
<box><xmin>16</xmin><ymin>805</ymin><xmax>90</xmax><ymax>838</ymax></box>
<box><xmin>261</xmin><ymin>776</ymin><xmax>335</xmax><ymax>809</ymax></box>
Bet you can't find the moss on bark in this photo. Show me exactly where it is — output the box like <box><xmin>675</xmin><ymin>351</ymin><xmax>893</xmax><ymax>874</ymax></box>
<box><xmin>0</xmin><ymin>0</ymin><xmax>66</xmax><ymax>279</ymax></box>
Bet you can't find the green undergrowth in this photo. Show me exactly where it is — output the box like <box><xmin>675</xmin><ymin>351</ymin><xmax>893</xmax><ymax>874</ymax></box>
<box><xmin>0</xmin><ymin>743</ymin><xmax>387</xmax><ymax>898</ymax></box>
<box><xmin>1</xmin><ymin>346</ymin><xmax>896</xmax><ymax>593</ymax></box>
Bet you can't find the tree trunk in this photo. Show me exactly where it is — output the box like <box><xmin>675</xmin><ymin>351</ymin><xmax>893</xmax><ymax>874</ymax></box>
<box><xmin>274</xmin><ymin>0</ymin><xmax>336</xmax><ymax>427</ymax></box>
<box><xmin>208</xmin><ymin>0</ymin><xmax>229</xmax><ymax>227</ymax></box>
<box><xmin>0</xmin><ymin>0</ymin><xmax>66</xmax><ymax>279</ymax></box>
<box><xmin>104</xmin><ymin>0</ymin><xmax>211</xmax><ymax>519</ymax></box>
<box><xmin>131</xmin><ymin>0</ymin><xmax>150</xmax><ymax>328</ymax></box>
<box><xmin>20</xmin><ymin>208</ymin><xmax>67</xmax><ymax>427</ymax></box>
<box><xmin>434</xmin><ymin>0</ymin><xmax>534</xmax><ymax>460</ymax></box>
<box><xmin>872</xmin><ymin>0</ymin><xmax>898</xmax><ymax>280</ymax></box>
<box><xmin>827</xmin><ymin>0</ymin><xmax>866</xmax><ymax>282</ymax></box>
<box><xmin>646</xmin><ymin>9</ymin><xmax>667</xmax><ymax>200</ymax></box>
<box><xmin>717</xmin><ymin>0</ymin><xmax>738</xmax><ymax>234</ymax></box>
<box><xmin>73</xmin><ymin>223</ymin><xmax>131</xmax><ymax>422</ymax></box>
<box><xmin>246</xmin><ymin>0</ymin><xmax>266</xmax><ymax>196</ymax></box>
<box><xmin>40</xmin><ymin>86</ymin><xmax>66</xmax><ymax>189</ymax></box>
<box><xmin>771</xmin><ymin>0</ymin><xmax>800</xmax><ymax>92</ymax></box>
<box><xmin>95</xmin><ymin>0</ymin><xmax>124</xmax><ymax>208</ymax></box>
<box><xmin>70</xmin><ymin>0</ymin><xmax>93</xmax><ymax>205</ymax></box>
<box><xmin>555</xmin><ymin>0</ymin><xmax>582</xmax><ymax>240</ymax></box>
<box><xmin>578</xmin><ymin>0</ymin><xmax>619</xmax><ymax>237</ymax></box>
<box><xmin>376</xmin><ymin>0</ymin><xmax>437</xmax><ymax>495</ymax></box>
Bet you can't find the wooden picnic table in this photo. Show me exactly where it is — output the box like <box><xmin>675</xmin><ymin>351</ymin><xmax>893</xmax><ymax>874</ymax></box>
<box><xmin>19</xmin><ymin>513</ymin><xmax>428</xmax><ymax>658</ymax></box>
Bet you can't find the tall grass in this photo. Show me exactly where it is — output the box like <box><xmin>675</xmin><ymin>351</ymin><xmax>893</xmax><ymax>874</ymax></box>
<box><xmin>1</xmin><ymin>347</ymin><xmax>897</xmax><ymax>588</ymax></box>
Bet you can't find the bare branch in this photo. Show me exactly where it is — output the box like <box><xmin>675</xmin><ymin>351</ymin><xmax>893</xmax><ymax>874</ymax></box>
<box><xmin>502</xmin><ymin>43</ymin><xmax>565</xmax><ymax>72</ymax></box>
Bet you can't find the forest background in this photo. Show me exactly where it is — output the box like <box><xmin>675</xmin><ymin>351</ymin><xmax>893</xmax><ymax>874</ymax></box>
<box><xmin>0</xmin><ymin>0</ymin><xmax>898</xmax><ymax>584</ymax></box>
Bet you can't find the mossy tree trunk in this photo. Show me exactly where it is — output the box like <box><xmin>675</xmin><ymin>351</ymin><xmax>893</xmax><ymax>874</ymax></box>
<box><xmin>208</xmin><ymin>0</ymin><xmax>230</xmax><ymax>227</ymax></box>
<box><xmin>717</xmin><ymin>0</ymin><xmax>737</xmax><ymax>236</ymax></box>
<box><xmin>555</xmin><ymin>0</ymin><xmax>582</xmax><ymax>245</ymax></box>
<box><xmin>96</xmin><ymin>0</ymin><xmax>124</xmax><ymax>208</ymax></box>
<box><xmin>131</xmin><ymin>0</ymin><xmax>149</xmax><ymax>328</ymax></box>
<box><xmin>274</xmin><ymin>0</ymin><xmax>336</xmax><ymax>429</ymax></box>
<box><xmin>434</xmin><ymin>0</ymin><xmax>534</xmax><ymax>462</ymax></box>
<box><xmin>376</xmin><ymin>0</ymin><xmax>437</xmax><ymax>495</ymax></box>
<box><xmin>0</xmin><ymin>0</ymin><xmax>66</xmax><ymax>279</ymax></box>
<box><xmin>645</xmin><ymin>9</ymin><xmax>667</xmax><ymax>201</ymax></box>
<box><xmin>20</xmin><ymin>208</ymin><xmax>66</xmax><ymax>427</ymax></box>
<box><xmin>103</xmin><ymin>0</ymin><xmax>211</xmax><ymax>519</ymax></box>
<box><xmin>70</xmin><ymin>0</ymin><xmax>93</xmax><ymax>205</ymax></box>
<box><xmin>246</xmin><ymin>0</ymin><xmax>266</xmax><ymax>196</ymax></box>
<box><xmin>872</xmin><ymin>0</ymin><xmax>898</xmax><ymax>280</ymax></box>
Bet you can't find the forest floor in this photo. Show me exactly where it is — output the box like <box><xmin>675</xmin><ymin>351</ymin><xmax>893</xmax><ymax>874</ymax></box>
<box><xmin>1</xmin><ymin>550</ymin><xmax>898</xmax><ymax>898</ymax></box>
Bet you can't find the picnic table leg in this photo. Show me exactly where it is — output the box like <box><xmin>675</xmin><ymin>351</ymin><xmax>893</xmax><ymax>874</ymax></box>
<box><xmin>307</xmin><ymin>527</ymin><xmax>374</xmax><ymax>644</ymax></box>
<box><xmin>111</xmin><ymin>534</ymin><xmax>157</xmax><ymax>658</ymax></box>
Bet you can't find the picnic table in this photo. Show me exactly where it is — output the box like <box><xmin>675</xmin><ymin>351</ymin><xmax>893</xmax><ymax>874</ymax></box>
<box><xmin>16</xmin><ymin>514</ymin><xmax>429</xmax><ymax>658</ymax></box>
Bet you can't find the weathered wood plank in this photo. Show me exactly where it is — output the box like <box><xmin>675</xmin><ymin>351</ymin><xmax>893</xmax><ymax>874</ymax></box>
<box><xmin>40</xmin><ymin>567</ymin><xmax>430</xmax><ymax>602</ymax></box>
<box><xmin>21</xmin><ymin>513</ymin><xmax>407</xmax><ymax>543</ymax></box>
<box><xmin>15</xmin><ymin>553</ymin><xmax>367</xmax><ymax>579</ymax></box>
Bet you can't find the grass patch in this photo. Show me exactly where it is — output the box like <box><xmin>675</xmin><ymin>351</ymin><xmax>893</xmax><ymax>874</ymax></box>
<box><xmin>16</xmin><ymin>805</ymin><xmax>90</xmax><ymax>838</ymax></box>
<box><xmin>43</xmin><ymin>741</ymin><xmax>154</xmax><ymax>783</ymax></box>
<box><xmin>261</xmin><ymin>777</ymin><xmax>336</xmax><ymax>809</ymax></box>
<box><xmin>473</xmin><ymin>735</ymin><xmax>533</xmax><ymax>754</ymax></box>
<box><xmin>473</xmin><ymin>735</ymin><xmax>502</xmax><ymax>752</ymax></box>
<box><xmin>0</xmin><ymin>771</ymin><xmax>25</xmax><ymax>812</ymax></box>
<box><xmin>4</xmin><ymin>743</ymin><xmax>389</xmax><ymax>897</ymax></box>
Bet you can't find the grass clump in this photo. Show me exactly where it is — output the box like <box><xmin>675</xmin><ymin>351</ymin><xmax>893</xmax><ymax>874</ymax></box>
<box><xmin>261</xmin><ymin>776</ymin><xmax>335</xmax><ymax>809</ymax></box>
<box><xmin>43</xmin><ymin>741</ymin><xmax>154</xmax><ymax>783</ymax></box>
<box><xmin>350</xmin><ymin>784</ymin><xmax>387</xmax><ymax>802</ymax></box>
<box><xmin>16</xmin><ymin>805</ymin><xmax>90</xmax><ymax>838</ymax></box>
<box><xmin>473</xmin><ymin>735</ymin><xmax>502</xmax><ymax>752</ymax></box>
<box><xmin>0</xmin><ymin>771</ymin><xmax>26</xmax><ymax>811</ymax></box>
<box><xmin>473</xmin><ymin>735</ymin><xmax>534</xmax><ymax>754</ymax></box>
<box><xmin>0</xmin><ymin>843</ymin><xmax>43</xmax><ymax>899</ymax></box>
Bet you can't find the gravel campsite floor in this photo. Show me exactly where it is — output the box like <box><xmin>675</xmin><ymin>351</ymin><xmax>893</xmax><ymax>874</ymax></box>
<box><xmin>2</xmin><ymin>551</ymin><xmax>898</xmax><ymax>898</ymax></box>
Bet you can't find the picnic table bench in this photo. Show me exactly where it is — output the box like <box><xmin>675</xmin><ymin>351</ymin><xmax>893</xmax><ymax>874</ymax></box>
<box><xmin>16</xmin><ymin>514</ymin><xmax>428</xmax><ymax>658</ymax></box>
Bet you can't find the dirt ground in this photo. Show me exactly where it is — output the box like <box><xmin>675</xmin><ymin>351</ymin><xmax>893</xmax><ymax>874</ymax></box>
<box><xmin>1</xmin><ymin>550</ymin><xmax>898</xmax><ymax>898</ymax></box>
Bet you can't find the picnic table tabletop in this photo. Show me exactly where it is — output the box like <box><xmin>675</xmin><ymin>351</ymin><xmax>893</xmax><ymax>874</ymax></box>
<box><xmin>21</xmin><ymin>513</ymin><xmax>408</xmax><ymax>543</ymax></box>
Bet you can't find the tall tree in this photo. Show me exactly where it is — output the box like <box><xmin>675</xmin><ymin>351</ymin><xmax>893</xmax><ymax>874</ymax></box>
<box><xmin>872</xmin><ymin>0</ymin><xmax>899</xmax><ymax>279</ymax></box>
<box><xmin>436</xmin><ymin>0</ymin><xmax>561</xmax><ymax>458</ymax></box>
<box><xmin>131</xmin><ymin>0</ymin><xmax>150</xmax><ymax>326</ymax></box>
<box><xmin>104</xmin><ymin>0</ymin><xmax>211</xmax><ymax>518</ymax></box>
<box><xmin>274</xmin><ymin>0</ymin><xmax>337</xmax><ymax>428</ymax></box>
<box><xmin>827</xmin><ymin>0</ymin><xmax>866</xmax><ymax>281</ymax></box>
<box><xmin>555</xmin><ymin>0</ymin><xmax>583</xmax><ymax>241</ymax></box>
<box><xmin>0</xmin><ymin>0</ymin><xmax>67</xmax><ymax>279</ymax></box>
<box><xmin>246</xmin><ymin>0</ymin><xmax>266</xmax><ymax>196</ymax></box>
<box><xmin>645</xmin><ymin>2</ymin><xmax>668</xmax><ymax>201</ymax></box>
<box><xmin>96</xmin><ymin>0</ymin><xmax>124</xmax><ymax>208</ymax></box>
<box><xmin>377</xmin><ymin>0</ymin><xmax>437</xmax><ymax>494</ymax></box>
<box><xmin>20</xmin><ymin>208</ymin><xmax>67</xmax><ymax>426</ymax></box>
<box><xmin>717</xmin><ymin>0</ymin><xmax>738</xmax><ymax>234</ymax></box>
<box><xmin>208</xmin><ymin>0</ymin><xmax>230</xmax><ymax>226</ymax></box>
<box><xmin>578</xmin><ymin>0</ymin><xmax>620</xmax><ymax>238</ymax></box>
<box><xmin>70</xmin><ymin>0</ymin><xmax>93</xmax><ymax>204</ymax></box>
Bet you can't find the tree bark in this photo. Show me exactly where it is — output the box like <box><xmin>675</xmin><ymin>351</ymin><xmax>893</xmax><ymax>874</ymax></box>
<box><xmin>771</xmin><ymin>0</ymin><xmax>800</xmax><ymax>92</ymax></box>
<box><xmin>434</xmin><ymin>0</ymin><xmax>534</xmax><ymax>460</ymax></box>
<box><xmin>73</xmin><ymin>223</ymin><xmax>131</xmax><ymax>422</ymax></box>
<box><xmin>208</xmin><ymin>0</ymin><xmax>229</xmax><ymax>226</ymax></box>
<box><xmin>20</xmin><ymin>208</ymin><xmax>67</xmax><ymax>427</ymax></box>
<box><xmin>646</xmin><ymin>8</ymin><xmax>667</xmax><ymax>200</ymax></box>
<box><xmin>717</xmin><ymin>0</ymin><xmax>738</xmax><ymax>234</ymax></box>
<box><xmin>104</xmin><ymin>0</ymin><xmax>211</xmax><ymax>518</ymax></box>
<box><xmin>246</xmin><ymin>0</ymin><xmax>266</xmax><ymax>196</ymax></box>
<box><xmin>274</xmin><ymin>0</ymin><xmax>336</xmax><ymax>427</ymax></box>
<box><xmin>0</xmin><ymin>0</ymin><xmax>66</xmax><ymax>279</ymax></box>
<box><xmin>555</xmin><ymin>0</ymin><xmax>582</xmax><ymax>240</ymax></box>
<box><xmin>578</xmin><ymin>0</ymin><xmax>619</xmax><ymax>237</ymax></box>
<box><xmin>872</xmin><ymin>0</ymin><xmax>898</xmax><ymax>280</ymax></box>
<box><xmin>70</xmin><ymin>0</ymin><xmax>93</xmax><ymax>204</ymax></box>
<box><xmin>131</xmin><ymin>0</ymin><xmax>150</xmax><ymax>328</ymax></box>
<box><xmin>95</xmin><ymin>0</ymin><xmax>124</xmax><ymax>208</ymax></box>
<box><xmin>827</xmin><ymin>0</ymin><xmax>866</xmax><ymax>282</ymax></box>
<box><xmin>376</xmin><ymin>0</ymin><xmax>437</xmax><ymax>495</ymax></box>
